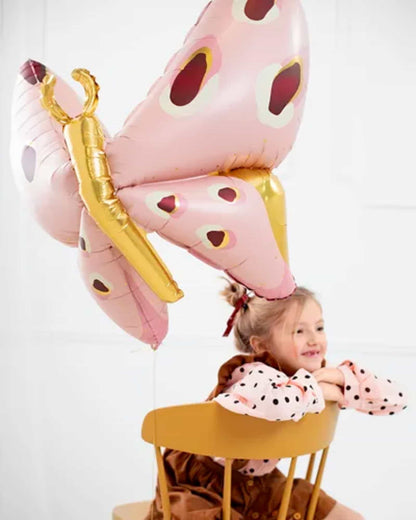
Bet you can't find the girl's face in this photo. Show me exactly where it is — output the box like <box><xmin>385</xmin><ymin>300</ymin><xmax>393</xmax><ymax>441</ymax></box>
<box><xmin>254</xmin><ymin>298</ymin><xmax>327</xmax><ymax>375</ymax></box>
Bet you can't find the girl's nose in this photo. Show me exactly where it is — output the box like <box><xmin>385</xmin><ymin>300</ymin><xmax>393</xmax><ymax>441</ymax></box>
<box><xmin>307</xmin><ymin>332</ymin><xmax>318</xmax><ymax>345</ymax></box>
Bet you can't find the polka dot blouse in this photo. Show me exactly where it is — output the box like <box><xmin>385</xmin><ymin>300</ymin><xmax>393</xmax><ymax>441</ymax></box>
<box><xmin>212</xmin><ymin>359</ymin><xmax>408</xmax><ymax>476</ymax></box>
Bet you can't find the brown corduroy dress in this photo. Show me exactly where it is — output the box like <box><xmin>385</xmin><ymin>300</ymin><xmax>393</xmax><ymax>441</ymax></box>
<box><xmin>145</xmin><ymin>352</ymin><xmax>337</xmax><ymax>520</ymax></box>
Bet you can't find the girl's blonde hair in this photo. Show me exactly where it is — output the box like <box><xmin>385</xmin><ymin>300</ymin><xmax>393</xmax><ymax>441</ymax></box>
<box><xmin>220</xmin><ymin>278</ymin><xmax>319</xmax><ymax>353</ymax></box>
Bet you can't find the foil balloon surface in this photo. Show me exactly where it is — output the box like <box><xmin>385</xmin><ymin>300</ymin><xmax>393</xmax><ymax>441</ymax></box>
<box><xmin>10</xmin><ymin>0</ymin><xmax>309</xmax><ymax>347</ymax></box>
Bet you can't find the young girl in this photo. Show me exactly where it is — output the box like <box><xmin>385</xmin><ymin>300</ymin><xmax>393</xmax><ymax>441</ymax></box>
<box><xmin>146</xmin><ymin>283</ymin><xmax>407</xmax><ymax>520</ymax></box>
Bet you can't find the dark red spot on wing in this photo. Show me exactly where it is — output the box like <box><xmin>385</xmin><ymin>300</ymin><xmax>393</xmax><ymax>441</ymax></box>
<box><xmin>92</xmin><ymin>279</ymin><xmax>110</xmax><ymax>293</ymax></box>
<box><xmin>244</xmin><ymin>0</ymin><xmax>275</xmax><ymax>21</ymax></box>
<box><xmin>20</xmin><ymin>59</ymin><xmax>47</xmax><ymax>85</ymax></box>
<box><xmin>79</xmin><ymin>237</ymin><xmax>87</xmax><ymax>251</ymax></box>
<box><xmin>157</xmin><ymin>195</ymin><xmax>177</xmax><ymax>213</ymax></box>
<box><xmin>22</xmin><ymin>146</ymin><xmax>36</xmax><ymax>182</ymax></box>
<box><xmin>218</xmin><ymin>187</ymin><xmax>237</xmax><ymax>202</ymax></box>
<box><xmin>269</xmin><ymin>62</ymin><xmax>301</xmax><ymax>116</ymax></box>
<box><xmin>170</xmin><ymin>52</ymin><xmax>208</xmax><ymax>106</ymax></box>
<box><xmin>207</xmin><ymin>230</ymin><xmax>226</xmax><ymax>247</ymax></box>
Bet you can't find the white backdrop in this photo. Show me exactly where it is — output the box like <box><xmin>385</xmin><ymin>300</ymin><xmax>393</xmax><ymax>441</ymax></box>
<box><xmin>0</xmin><ymin>1</ymin><xmax>415</xmax><ymax>519</ymax></box>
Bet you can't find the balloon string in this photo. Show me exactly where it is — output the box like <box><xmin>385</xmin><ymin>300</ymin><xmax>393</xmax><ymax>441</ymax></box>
<box><xmin>150</xmin><ymin>347</ymin><xmax>158</xmax><ymax>520</ymax></box>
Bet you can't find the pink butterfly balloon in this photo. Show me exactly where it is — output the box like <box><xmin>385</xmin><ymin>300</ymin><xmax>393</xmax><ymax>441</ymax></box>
<box><xmin>10</xmin><ymin>0</ymin><xmax>309</xmax><ymax>347</ymax></box>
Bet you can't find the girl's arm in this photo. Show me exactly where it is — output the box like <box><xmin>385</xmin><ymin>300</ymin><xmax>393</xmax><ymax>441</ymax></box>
<box><xmin>336</xmin><ymin>360</ymin><xmax>408</xmax><ymax>415</ymax></box>
<box><xmin>314</xmin><ymin>362</ymin><xmax>408</xmax><ymax>415</ymax></box>
<box><xmin>213</xmin><ymin>362</ymin><xmax>325</xmax><ymax>422</ymax></box>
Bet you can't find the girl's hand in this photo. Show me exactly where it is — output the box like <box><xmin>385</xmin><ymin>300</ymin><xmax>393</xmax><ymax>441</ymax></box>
<box><xmin>318</xmin><ymin>382</ymin><xmax>344</xmax><ymax>405</ymax></box>
<box><xmin>313</xmin><ymin>367</ymin><xmax>345</xmax><ymax>387</ymax></box>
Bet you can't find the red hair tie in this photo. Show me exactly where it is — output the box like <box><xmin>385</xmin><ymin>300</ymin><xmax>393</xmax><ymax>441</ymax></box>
<box><xmin>222</xmin><ymin>293</ymin><xmax>249</xmax><ymax>337</ymax></box>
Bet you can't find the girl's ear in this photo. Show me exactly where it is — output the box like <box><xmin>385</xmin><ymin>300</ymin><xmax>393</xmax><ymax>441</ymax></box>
<box><xmin>249</xmin><ymin>335</ymin><xmax>267</xmax><ymax>353</ymax></box>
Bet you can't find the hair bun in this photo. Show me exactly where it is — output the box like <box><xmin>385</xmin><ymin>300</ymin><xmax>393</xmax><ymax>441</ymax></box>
<box><xmin>220</xmin><ymin>277</ymin><xmax>247</xmax><ymax>307</ymax></box>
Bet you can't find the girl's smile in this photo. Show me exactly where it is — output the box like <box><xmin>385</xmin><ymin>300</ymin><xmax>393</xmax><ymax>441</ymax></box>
<box><xmin>301</xmin><ymin>349</ymin><xmax>321</xmax><ymax>358</ymax></box>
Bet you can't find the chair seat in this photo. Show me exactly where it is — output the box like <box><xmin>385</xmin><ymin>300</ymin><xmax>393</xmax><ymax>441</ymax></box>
<box><xmin>112</xmin><ymin>501</ymin><xmax>151</xmax><ymax>520</ymax></box>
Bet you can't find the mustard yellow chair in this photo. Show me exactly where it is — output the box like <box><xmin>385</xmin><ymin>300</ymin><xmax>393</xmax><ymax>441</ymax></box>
<box><xmin>113</xmin><ymin>401</ymin><xmax>339</xmax><ymax>520</ymax></box>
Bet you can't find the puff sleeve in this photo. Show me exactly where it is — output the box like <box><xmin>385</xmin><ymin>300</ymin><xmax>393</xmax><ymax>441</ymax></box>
<box><xmin>214</xmin><ymin>362</ymin><xmax>324</xmax><ymax>422</ymax></box>
<box><xmin>338</xmin><ymin>360</ymin><xmax>408</xmax><ymax>415</ymax></box>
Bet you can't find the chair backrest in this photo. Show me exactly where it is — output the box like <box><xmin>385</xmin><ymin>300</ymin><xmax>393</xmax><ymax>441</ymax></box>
<box><xmin>142</xmin><ymin>401</ymin><xmax>339</xmax><ymax>520</ymax></box>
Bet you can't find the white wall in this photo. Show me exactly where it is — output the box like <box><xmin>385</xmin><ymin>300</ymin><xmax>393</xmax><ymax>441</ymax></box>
<box><xmin>0</xmin><ymin>1</ymin><xmax>415</xmax><ymax>519</ymax></box>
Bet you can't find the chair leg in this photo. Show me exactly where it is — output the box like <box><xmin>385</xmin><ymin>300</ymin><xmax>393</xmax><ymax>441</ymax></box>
<box><xmin>223</xmin><ymin>458</ymin><xmax>233</xmax><ymax>520</ymax></box>
<box><xmin>305</xmin><ymin>453</ymin><xmax>316</xmax><ymax>483</ymax></box>
<box><xmin>155</xmin><ymin>446</ymin><xmax>171</xmax><ymax>520</ymax></box>
<box><xmin>306</xmin><ymin>447</ymin><xmax>329</xmax><ymax>520</ymax></box>
<box><xmin>277</xmin><ymin>457</ymin><xmax>297</xmax><ymax>520</ymax></box>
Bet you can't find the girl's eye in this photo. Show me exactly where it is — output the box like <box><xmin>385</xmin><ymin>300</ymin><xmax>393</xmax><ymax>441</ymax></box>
<box><xmin>317</xmin><ymin>326</ymin><xmax>324</xmax><ymax>332</ymax></box>
<box><xmin>296</xmin><ymin>329</ymin><xmax>303</xmax><ymax>334</ymax></box>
